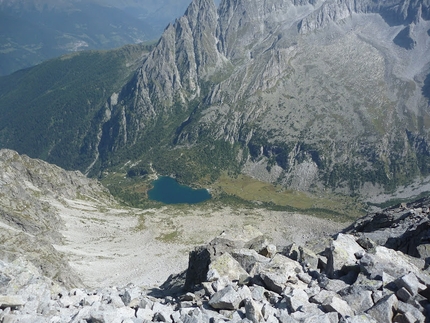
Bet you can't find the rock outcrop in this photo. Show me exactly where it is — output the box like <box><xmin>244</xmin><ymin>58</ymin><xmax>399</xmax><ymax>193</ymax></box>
<box><xmin>2</xmin><ymin>194</ymin><xmax>430</xmax><ymax>322</ymax></box>
<box><xmin>0</xmin><ymin>149</ymin><xmax>114</xmax><ymax>289</ymax></box>
<box><xmin>344</xmin><ymin>196</ymin><xmax>430</xmax><ymax>268</ymax></box>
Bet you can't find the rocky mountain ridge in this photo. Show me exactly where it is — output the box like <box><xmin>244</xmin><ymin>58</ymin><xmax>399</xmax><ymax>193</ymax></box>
<box><xmin>1</xmin><ymin>182</ymin><xmax>430</xmax><ymax>322</ymax></box>
<box><xmin>0</xmin><ymin>149</ymin><xmax>114</xmax><ymax>289</ymax></box>
<box><xmin>86</xmin><ymin>0</ymin><xmax>430</xmax><ymax>195</ymax></box>
<box><xmin>1</xmin><ymin>0</ymin><xmax>430</xmax><ymax>198</ymax></box>
<box><xmin>0</xmin><ymin>149</ymin><xmax>112</xmax><ymax>232</ymax></box>
<box><xmin>298</xmin><ymin>0</ymin><xmax>430</xmax><ymax>34</ymax></box>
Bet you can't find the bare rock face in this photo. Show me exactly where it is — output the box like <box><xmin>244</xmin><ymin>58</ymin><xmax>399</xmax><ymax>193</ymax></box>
<box><xmin>100</xmin><ymin>0</ymin><xmax>222</xmax><ymax>151</ymax></box>
<box><xmin>208</xmin><ymin>285</ymin><xmax>242</xmax><ymax>310</ymax></box>
<box><xmin>297</xmin><ymin>0</ymin><xmax>372</xmax><ymax>34</ymax></box>
<box><xmin>298</xmin><ymin>0</ymin><xmax>430</xmax><ymax>34</ymax></box>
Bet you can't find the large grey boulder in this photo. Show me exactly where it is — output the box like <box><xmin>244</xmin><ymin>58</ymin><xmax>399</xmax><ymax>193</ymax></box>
<box><xmin>289</xmin><ymin>306</ymin><xmax>326</xmax><ymax>322</ymax></box>
<box><xmin>395</xmin><ymin>287</ymin><xmax>413</xmax><ymax>303</ymax></box>
<box><xmin>365</xmin><ymin>294</ymin><xmax>398</xmax><ymax>323</ymax></box>
<box><xmin>298</xmin><ymin>246</ymin><xmax>320</xmax><ymax>271</ymax></box>
<box><xmin>153</xmin><ymin>302</ymin><xmax>175</xmax><ymax>322</ymax></box>
<box><xmin>231</xmin><ymin>248</ymin><xmax>270</xmax><ymax>274</ymax></box>
<box><xmin>208</xmin><ymin>285</ymin><xmax>242</xmax><ymax>310</ymax></box>
<box><xmin>321</xmin><ymin>295</ymin><xmax>354</xmax><ymax>319</ymax></box>
<box><xmin>285</xmin><ymin>288</ymin><xmax>312</xmax><ymax>313</ymax></box>
<box><xmin>58</xmin><ymin>294</ymin><xmax>81</xmax><ymax>308</ymax></box>
<box><xmin>344</xmin><ymin>314</ymin><xmax>377</xmax><ymax>323</ymax></box>
<box><xmin>66</xmin><ymin>306</ymin><xmax>91</xmax><ymax>322</ymax></box>
<box><xmin>261</xmin><ymin>302</ymin><xmax>277</xmax><ymax>321</ymax></box>
<box><xmin>392</xmin><ymin>311</ymin><xmax>420</xmax><ymax>323</ymax></box>
<box><xmin>136</xmin><ymin>308</ymin><xmax>155</xmax><ymax>321</ymax></box>
<box><xmin>89</xmin><ymin>304</ymin><xmax>135</xmax><ymax>323</ymax></box>
<box><xmin>0</xmin><ymin>295</ymin><xmax>25</xmax><ymax>309</ymax></box>
<box><xmin>318</xmin><ymin>276</ymin><xmax>349</xmax><ymax>292</ymax></box>
<box><xmin>338</xmin><ymin>286</ymin><xmax>374</xmax><ymax>314</ymax></box>
<box><xmin>396</xmin><ymin>301</ymin><xmax>427</xmax><ymax>323</ymax></box>
<box><xmin>359</xmin><ymin>246</ymin><xmax>424</xmax><ymax>281</ymax></box>
<box><xmin>325</xmin><ymin>234</ymin><xmax>364</xmax><ymax>279</ymax></box>
<box><xmin>82</xmin><ymin>294</ymin><xmax>100</xmax><ymax>307</ymax></box>
<box><xmin>276</xmin><ymin>309</ymin><xmax>299</xmax><ymax>323</ymax></box>
<box><xmin>300</xmin><ymin>312</ymin><xmax>339</xmax><ymax>323</ymax></box>
<box><xmin>208</xmin><ymin>252</ymin><xmax>249</xmax><ymax>282</ymax></box>
<box><xmin>283</xmin><ymin>243</ymin><xmax>320</xmax><ymax>271</ymax></box>
<box><xmin>394</xmin><ymin>272</ymin><xmax>427</xmax><ymax>296</ymax></box>
<box><xmin>107</xmin><ymin>293</ymin><xmax>125</xmax><ymax>308</ymax></box>
<box><xmin>260</xmin><ymin>244</ymin><xmax>277</xmax><ymax>258</ymax></box>
<box><xmin>244</xmin><ymin>298</ymin><xmax>263</xmax><ymax>323</ymax></box>
<box><xmin>180</xmin><ymin>308</ymin><xmax>208</xmax><ymax>323</ymax></box>
<box><xmin>237</xmin><ymin>285</ymin><xmax>253</xmax><ymax>303</ymax></box>
<box><xmin>258</xmin><ymin>254</ymin><xmax>303</xmax><ymax>294</ymax></box>
<box><xmin>185</xmin><ymin>225</ymin><xmax>266</xmax><ymax>290</ymax></box>
<box><xmin>309</xmin><ymin>289</ymin><xmax>337</xmax><ymax>305</ymax></box>
<box><xmin>250</xmin><ymin>285</ymin><xmax>267</xmax><ymax>302</ymax></box>
<box><xmin>353</xmin><ymin>273</ymin><xmax>383</xmax><ymax>291</ymax></box>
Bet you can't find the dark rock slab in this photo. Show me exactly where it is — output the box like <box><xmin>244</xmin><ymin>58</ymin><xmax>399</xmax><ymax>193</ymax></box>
<box><xmin>393</xmin><ymin>25</ymin><xmax>416</xmax><ymax>50</ymax></box>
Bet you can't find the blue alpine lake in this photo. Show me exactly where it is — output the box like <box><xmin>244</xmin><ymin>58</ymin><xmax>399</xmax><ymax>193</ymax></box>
<box><xmin>147</xmin><ymin>176</ymin><xmax>211</xmax><ymax>204</ymax></box>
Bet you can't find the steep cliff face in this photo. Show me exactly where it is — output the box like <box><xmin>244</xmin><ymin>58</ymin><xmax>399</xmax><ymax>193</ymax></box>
<box><xmin>97</xmin><ymin>0</ymin><xmax>222</xmax><ymax>153</ymax></box>
<box><xmin>92</xmin><ymin>0</ymin><xmax>430</xmax><ymax>194</ymax></box>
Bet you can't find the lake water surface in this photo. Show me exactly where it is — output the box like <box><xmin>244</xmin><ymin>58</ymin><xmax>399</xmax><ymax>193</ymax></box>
<box><xmin>148</xmin><ymin>176</ymin><xmax>211</xmax><ymax>204</ymax></box>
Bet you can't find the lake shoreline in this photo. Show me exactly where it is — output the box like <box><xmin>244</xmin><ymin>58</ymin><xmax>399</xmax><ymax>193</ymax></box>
<box><xmin>148</xmin><ymin>176</ymin><xmax>212</xmax><ymax>204</ymax></box>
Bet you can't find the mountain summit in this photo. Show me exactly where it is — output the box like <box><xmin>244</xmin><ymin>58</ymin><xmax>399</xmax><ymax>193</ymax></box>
<box><xmin>1</xmin><ymin>0</ymin><xmax>430</xmax><ymax>197</ymax></box>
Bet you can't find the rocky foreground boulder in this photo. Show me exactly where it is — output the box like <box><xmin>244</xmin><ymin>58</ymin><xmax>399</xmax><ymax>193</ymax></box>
<box><xmin>1</xmin><ymin>200</ymin><xmax>430</xmax><ymax>322</ymax></box>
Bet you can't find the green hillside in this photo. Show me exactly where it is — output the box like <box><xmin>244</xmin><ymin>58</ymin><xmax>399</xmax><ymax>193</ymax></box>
<box><xmin>0</xmin><ymin>42</ymin><xmax>154</xmax><ymax>170</ymax></box>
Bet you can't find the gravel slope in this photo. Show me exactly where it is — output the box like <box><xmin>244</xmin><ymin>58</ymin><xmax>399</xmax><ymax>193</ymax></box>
<box><xmin>51</xmin><ymin>197</ymin><xmax>345</xmax><ymax>289</ymax></box>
